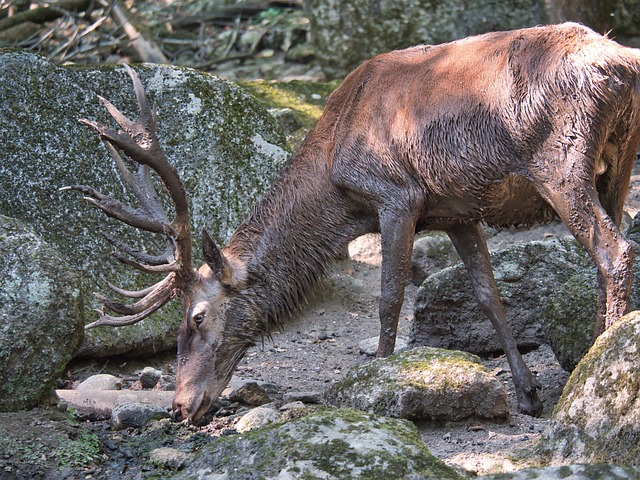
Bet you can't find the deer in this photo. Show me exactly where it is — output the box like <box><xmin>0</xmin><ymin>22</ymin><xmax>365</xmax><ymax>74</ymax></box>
<box><xmin>65</xmin><ymin>22</ymin><xmax>640</xmax><ymax>422</ymax></box>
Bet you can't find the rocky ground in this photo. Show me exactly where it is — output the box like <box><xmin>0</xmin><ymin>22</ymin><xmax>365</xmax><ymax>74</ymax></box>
<box><xmin>3</xmin><ymin>2</ymin><xmax>640</xmax><ymax>474</ymax></box>
<box><xmin>41</xmin><ymin>223</ymin><xmax>573</xmax><ymax>479</ymax></box>
<box><xmin>3</xmin><ymin>159</ymin><xmax>639</xmax><ymax>479</ymax></box>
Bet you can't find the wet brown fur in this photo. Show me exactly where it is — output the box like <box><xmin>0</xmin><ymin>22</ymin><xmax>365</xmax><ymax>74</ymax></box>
<box><xmin>174</xmin><ymin>23</ymin><xmax>640</xmax><ymax>421</ymax></box>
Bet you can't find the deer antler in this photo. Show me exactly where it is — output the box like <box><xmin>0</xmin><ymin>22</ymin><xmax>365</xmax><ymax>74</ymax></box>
<box><xmin>62</xmin><ymin>65</ymin><xmax>195</xmax><ymax>329</ymax></box>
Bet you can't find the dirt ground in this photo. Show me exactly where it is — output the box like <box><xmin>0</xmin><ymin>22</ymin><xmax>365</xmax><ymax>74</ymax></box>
<box><xmin>3</xmin><ymin>202</ymin><xmax>639</xmax><ymax>478</ymax></box>
<box><xmin>231</xmin><ymin>226</ymin><xmax>572</xmax><ymax>476</ymax></box>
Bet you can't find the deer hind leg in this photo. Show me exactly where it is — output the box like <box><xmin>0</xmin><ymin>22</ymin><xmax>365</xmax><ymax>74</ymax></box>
<box><xmin>537</xmin><ymin>156</ymin><xmax>634</xmax><ymax>337</ymax></box>
<box><xmin>592</xmin><ymin>142</ymin><xmax>637</xmax><ymax>335</ymax></box>
<box><xmin>447</xmin><ymin>223</ymin><xmax>543</xmax><ymax>417</ymax></box>
<box><xmin>376</xmin><ymin>206</ymin><xmax>418</xmax><ymax>357</ymax></box>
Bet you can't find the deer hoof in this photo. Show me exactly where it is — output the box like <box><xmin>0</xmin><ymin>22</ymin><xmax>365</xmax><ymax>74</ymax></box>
<box><xmin>518</xmin><ymin>390</ymin><xmax>543</xmax><ymax>417</ymax></box>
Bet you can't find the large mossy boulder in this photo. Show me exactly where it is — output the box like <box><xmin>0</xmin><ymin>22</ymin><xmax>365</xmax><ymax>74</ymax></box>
<box><xmin>413</xmin><ymin>238</ymin><xmax>592</xmax><ymax>355</ymax></box>
<box><xmin>0</xmin><ymin>215</ymin><xmax>83</xmax><ymax>411</ymax></box>
<box><xmin>177</xmin><ymin>407</ymin><xmax>466</xmax><ymax>479</ymax></box>
<box><xmin>0</xmin><ymin>50</ymin><xmax>289</xmax><ymax>358</ymax></box>
<box><xmin>305</xmin><ymin>0</ymin><xmax>640</xmax><ymax>80</ymax></box>
<box><xmin>325</xmin><ymin>346</ymin><xmax>508</xmax><ymax>421</ymax></box>
<box><xmin>542</xmin><ymin>311</ymin><xmax>640</xmax><ymax>466</ymax></box>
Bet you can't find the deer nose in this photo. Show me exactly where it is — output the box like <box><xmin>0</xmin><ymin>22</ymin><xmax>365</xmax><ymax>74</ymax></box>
<box><xmin>171</xmin><ymin>401</ymin><xmax>188</xmax><ymax>423</ymax></box>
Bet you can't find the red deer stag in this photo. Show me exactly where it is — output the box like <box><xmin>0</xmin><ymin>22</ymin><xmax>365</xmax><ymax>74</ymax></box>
<box><xmin>67</xmin><ymin>23</ymin><xmax>640</xmax><ymax>421</ymax></box>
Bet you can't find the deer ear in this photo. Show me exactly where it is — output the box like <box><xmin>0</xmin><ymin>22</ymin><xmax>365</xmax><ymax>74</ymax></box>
<box><xmin>202</xmin><ymin>229</ymin><xmax>233</xmax><ymax>285</ymax></box>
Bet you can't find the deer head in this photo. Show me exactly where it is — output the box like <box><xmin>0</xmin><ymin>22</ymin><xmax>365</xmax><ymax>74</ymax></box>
<box><xmin>65</xmin><ymin>66</ymin><xmax>251</xmax><ymax>422</ymax></box>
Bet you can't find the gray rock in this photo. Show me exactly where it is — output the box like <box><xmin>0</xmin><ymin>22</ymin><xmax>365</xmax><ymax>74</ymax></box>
<box><xmin>306</xmin><ymin>0</ymin><xmax>547</xmax><ymax>79</ymax></box>
<box><xmin>0</xmin><ymin>215</ymin><xmax>83</xmax><ymax>412</ymax></box>
<box><xmin>413</xmin><ymin>238</ymin><xmax>592</xmax><ymax>354</ymax></box>
<box><xmin>225</xmin><ymin>378</ymin><xmax>273</xmax><ymax>406</ymax></box>
<box><xmin>235</xmin><ymin>406</ymin><xmax>281</xmax><ymax>433</ymax></box>
<box><xmin>478</xmin><ymin>463</ymin><xmax>640</xmax><ymax>479</ymax></box>
<box><xmin>411</xmin><ymin>233</ymin><xmax>460</xmax><ymax>286</ymax></box>
<box><xmin>0</xmin><ymin>50</ymin><xmax>289</xmax><ymax>359</ymax></box>
<box><xmin>268</xmin><ymin>107</ymin><xmax>302</xmax><ymax>135</ymax></box>
<box><xmin>280</xmin><ymin>401</ymin><xmax>306</xmax><ymax>411</ymax></box>
<box><xmin>110</xmin><ymin>401</ymin><xmax>170</xmax><ymax>431</ymax></box>
<box><xmin>359</xmin><ymin>335</ymin><xmax>410</xmax><ymax>356</ymax></box>
<box><xmin>282</xmin><ymin>391</ymin><xmax>323</xmax><ymax>404</ymax></box>
<box><xmin>56</xmin><ymin>389</ymin><xmax>173</xmax><ymax>420</ymax></box>
<box><xmin>76</xmin><ymin>374</ymin><xmax>122</xmax><ymax>392</ymax></box>
<box><xmin>542</xmin><ymin>273</ymin><xmax>597</xmax><ymax>372</ymax></box>
<box><xmin>149</xmin><ymin>447</ymin><xmax>193</xmax><ymax>471</ymax></box>
<box><xmin>326</xmin><ymin>346</ymin><xmax>508</xmax><ymax>421</ymax></box>
<box><xmin>542</xmin><ymin>311</ymin><xmax>640</xmax><ymax>466</ymax></box>
<box><xmin>139</xmin><ymin>367</ymin><xmax>162</xmax><ymax>389</ymax></box>
<box><xmin>177</xmin><ymin>407</ymin><xmax>465</xmax><ymax>479</ymax></box>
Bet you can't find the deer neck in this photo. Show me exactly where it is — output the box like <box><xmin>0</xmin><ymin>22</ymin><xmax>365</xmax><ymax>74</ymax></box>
<box><xmin>224</xmin><ymin>153</ymin><xmax>371</xmax><ymax>338</ymax></box>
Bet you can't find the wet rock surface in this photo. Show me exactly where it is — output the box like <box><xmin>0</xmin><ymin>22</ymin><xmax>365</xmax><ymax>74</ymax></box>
<box><xmin>413</xmin><ymin>237</ymin><xmax>593</xmax><ymax>354</ymax></box>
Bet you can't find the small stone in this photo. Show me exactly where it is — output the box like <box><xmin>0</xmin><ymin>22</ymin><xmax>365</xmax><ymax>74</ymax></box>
<box><xmin>76</xmin><ymin>374</ymin><xmax>122</xmax><ymax>392</ymax></box>
<box><xmin>110</xmin><ymin>402</ymin><xmax>170</xmax><ymax>431</ymax></box>
<box><xmin>139</xmin><ymin>367</ymin><xmax>162</xmax><ymax>389</ymax></box>
<box><xmin>282</xmin><ymin>391</ymin><xmax>323</xmax><ymax>404</ymax></box>
<box><xmin>235</xmin><ymin>406</ymin><xmax>281</xmax><ymax>433</ymax></box>
<box><xmin>280</xmin><ymin>401</ymin><xmax>305</xmax><ymax>411</ymax></box>
<box><xmin>149</xmin><ymin>447</ymin><xmax>192</xmax><ymax>470</ymax></box>
<box><xmin>268</xmin><ymin>108</ymin><xmax>302</xmax><ymax>135</ymax></box>
<box><xmin>227</xmin><ymin>379</ymin><xmax>272</xmax><ymax>406</ymax></box>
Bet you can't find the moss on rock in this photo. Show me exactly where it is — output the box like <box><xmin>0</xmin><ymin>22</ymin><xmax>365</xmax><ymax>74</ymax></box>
<box><xmin>178</xmin><ymin>407</ymin><xmax>467</xmax><ymax>479</ymax></box>
<box><xmin>0</xmin><ymin>50</ymin><xmax>289</xmax><ymax>358</ymax></box>
<box><xmin>543</xmin><ymin>311</ymin><xmax>640</xmax><ymax>466</ymax></box>
<box><xmin>0</xmin><ymin>215</ymin><xmax>83</xmax><ymax>411</ymax></box>
<box><xmin>543</xmin><ymin>273</ymin><xmax>597</xmax><ymax>372</ymax></box>
<box><xmin>325</xmin><ymin>346</ymin><xmax>508</xmax><ymax>421</ymax></box>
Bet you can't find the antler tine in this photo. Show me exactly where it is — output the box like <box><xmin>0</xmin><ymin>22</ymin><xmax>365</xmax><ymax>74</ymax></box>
<box><xmin>103</xmin><ymin>141</ymin><xmax>168</xmax><ymax>225</ymax></box>
<box><xmin>94</xmin><ymin>273</ymin><xmax>176</xmax><ymax>315</ymax></box>
<box><xmin>78</xmin><ymin>65</ymin><xmax>194</xmax><ymax>278</ymax></box>
<box><xmin>66</xmin><ymin>64</ymin><xmax>198</xmax><ymax>330</ymax></box>
<box><xmin>102</xmin><ymin>279</ymin><xmax>161</xmax><ymax>299</ymax></box>
<box><xmin>61</xmin><ymin>184</ymin><xmax>166</xmax><ymax>234</ymax></box>
<box><xmin>101</xmin><ymin>230</ymin><xmax>173</xmax><ymax>266</ymax></box>
<box><xmin>123</xmin><ymin>64</ymin><xmax>157</xmax><ymax>133</ymax></box>
<box><xmin>86</xmin><ymin>294</ymin><xmax>173</xmax><ymax>329</ymax></box>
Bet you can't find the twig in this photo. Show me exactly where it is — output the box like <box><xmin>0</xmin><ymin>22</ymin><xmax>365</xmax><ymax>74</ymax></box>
<box><xmin>108</xmin><ymin>0</ymin><xmax>167</xmax><ymax>63</ymax></box>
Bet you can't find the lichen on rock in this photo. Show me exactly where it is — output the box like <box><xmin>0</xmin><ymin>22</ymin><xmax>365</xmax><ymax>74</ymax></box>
<box><xmin>177</xmin><ymin>407</ymin><xmax>466</xmax><ymax>479</ymax></box>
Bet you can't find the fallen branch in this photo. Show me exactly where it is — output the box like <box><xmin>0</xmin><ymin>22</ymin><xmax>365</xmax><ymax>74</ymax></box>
<box><xmin>0</xmin><ymin>0</ymin><xmax>91</xmax><ymax>31</ymax></box>
<box><xmin>109</xmin><ymin>0</ymin><xmax>167</xmax><ymax>63</ymax></box>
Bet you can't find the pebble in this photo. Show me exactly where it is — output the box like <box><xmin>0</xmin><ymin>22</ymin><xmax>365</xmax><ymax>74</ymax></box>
<box><xmin>76</xmin><ymin>374</ymin><xmax>122</xmax><ymax>392</ymax></box>
<box><xmin>235</xmin><ymin>406</ymin><xmax>281</xmax><ymax>433</ymax></box>
<box><xmin>282</xmin><ymin>391</ymin><xmax>323</xmax><ymax>404</ymax></box>
<box><xmin>280</xmin><ymin>401</ymin><xmax>305</xmax><ymax>410</ymax></box>
<box><xmin>139</xmin><ymin>367</ymin><xmax>162</xmax><ymax>389</ymax></box>
<box><xmin>358</xmin><ymin>336</ymin><xmax>411</xmax><ymax>356</ymax></box>
<box><xmin>110</xmin><ymin>402</ymin><xmax>170</xmax><ymax>431</ymax></box>
<box><xmin>226</xmin><ymin>379</ymin><xmax>272</xmax><ymax>406</ymax></box>
<box><xmin>149</xmin><ymin>447</ymin><xmax>193</xmax><ymax>470</ymax></box>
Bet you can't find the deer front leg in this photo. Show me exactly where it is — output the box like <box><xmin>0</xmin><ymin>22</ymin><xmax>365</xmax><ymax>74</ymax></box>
<box><xmin>376</xmin><ymin>208</ymin><xmax>417</xmax><ymax>357</ymax></box>
<box><xmin>447</xmin><ymin>223</ymin><xmax>543</xmax><ymax>417</ymax></box>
